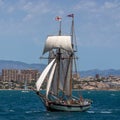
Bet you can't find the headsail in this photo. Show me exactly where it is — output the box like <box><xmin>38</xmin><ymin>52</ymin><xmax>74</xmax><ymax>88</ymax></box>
<box><xmin>36</xmin><ymin>58</ymin><xmax>56</xmax><ymax>91</ymax></box>
<box><xmin>46</xmin><ymin>62</ymin><xmax>57</xmax><ymax>98</ymax></box>
<box><xmin>43</xmin><ymin>36</ymin><xmax>73</xmax><ymax>54</ymax></box>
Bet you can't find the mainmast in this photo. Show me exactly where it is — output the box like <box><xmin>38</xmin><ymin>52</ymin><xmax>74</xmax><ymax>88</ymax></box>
<box><xmin>70</xmin><ymin>14</ymin><xmax>74</xmax><ymax>46</ymax></box>
<box><xmin>67</xmin><ymin>14</ymin><xmax>75</xmax><ymax>97</ymax></box>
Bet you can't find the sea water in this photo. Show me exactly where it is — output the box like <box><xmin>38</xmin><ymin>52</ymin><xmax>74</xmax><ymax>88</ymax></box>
<box><xmin>0</xmin><ymin>90</ymin><xmax>120</xmax><ymax>120</ymax></box>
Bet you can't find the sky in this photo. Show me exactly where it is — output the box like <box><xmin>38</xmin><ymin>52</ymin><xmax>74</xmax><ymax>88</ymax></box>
<box><xmin>0</xmin><ymin>0</ymin><xmax>120</xmax><ymax>70</ymax></box>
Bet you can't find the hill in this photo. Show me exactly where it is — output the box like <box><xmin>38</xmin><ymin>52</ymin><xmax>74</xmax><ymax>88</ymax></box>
<box><xmin>0</xmin><ymin>60</ymin><xmax>120</xmax><ymax>77</ymax></box>
<box><xmin>0</xmin><ymin>60</ymin><xmax>45</xmax><ymax>73</ymax></box>
<box><xmin>80</xmin><ymin>69</ymin><xmax>120</xmax><ymax>77</ymax></box>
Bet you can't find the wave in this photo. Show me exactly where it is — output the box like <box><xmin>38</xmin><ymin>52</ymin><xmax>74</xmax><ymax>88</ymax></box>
<box><xmin>100</xmin><ymin>111</ymin><xmax>112</xmax><ymax>114</ymax></box>
<box><xmin>87</xmin><ymin>110</ymin><xmax>95</xmax><ymax>113</ymax></box>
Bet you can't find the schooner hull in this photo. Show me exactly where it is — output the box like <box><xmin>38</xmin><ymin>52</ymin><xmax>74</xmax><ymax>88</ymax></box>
<box><xmin>47</xmin><ymin>103</ymin><xmax>91</xmax><ymax>112</ymax></box>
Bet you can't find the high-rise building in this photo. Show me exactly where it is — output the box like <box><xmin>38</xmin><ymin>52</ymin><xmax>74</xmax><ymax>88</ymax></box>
<box><xmin>2</xmin><ymin>69</ymin><xmax>40</xmax><ymax>83</ymax></box>
<box><xmin>2</xmin><ymin>69</ymin><xmax>18</xmax><ymax>82</ymax></box>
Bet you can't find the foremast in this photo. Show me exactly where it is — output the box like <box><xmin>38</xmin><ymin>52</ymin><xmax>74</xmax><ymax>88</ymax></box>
<box><xmin>68</xmin><ymin>14</ymin><xmax>75</xmax><ymax>98</ymax></box>
<box><xmin>57</xmin><ymin>16</ymin><xmax>62</xmax><ymax>96</ymax></box>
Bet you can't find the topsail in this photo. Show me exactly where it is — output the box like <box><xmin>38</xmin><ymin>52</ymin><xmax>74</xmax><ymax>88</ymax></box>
<box><xmin>43</xmin><ymin>36</ymin><xmax>73</xmax><ymax>54</ymax></box>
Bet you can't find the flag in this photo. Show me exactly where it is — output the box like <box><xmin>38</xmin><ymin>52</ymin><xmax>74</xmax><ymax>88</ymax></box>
<box><xmin>55</xmin><ymin>16</ymin><xmax>62</xmax><ymax>21</ymax></box>
<box><xmin>67</xmin><ymin>14</ymin><xmax>74</xmax><ymax>18</ymax></box>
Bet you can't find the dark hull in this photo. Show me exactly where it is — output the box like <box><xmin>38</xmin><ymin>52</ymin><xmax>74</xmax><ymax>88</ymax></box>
<box><xmin>36</xmin><ymin>91</ymin><xmax>92</xmax><ymax>112</ymax></box>
<box><xmin>47</xmin><ymin>102</ymin><xmax>91</xmax><ymax>112</ymax></box>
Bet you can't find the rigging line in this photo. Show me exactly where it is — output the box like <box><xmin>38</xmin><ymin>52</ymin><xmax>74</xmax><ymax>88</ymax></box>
<box><xmin>73</xmin><ymin>54</ymin><xmax>78</xmax><ymax>74</ymax></box>
<box><xmin>36</xmin><ymin>91</ymin><xmax>48</xmax><ymax>107</ymax></box>
<box><xmin>74</xmin><ymin>56</ymin><xmax>81</xmax><ymax>98</ymax></box>
<box><xmin>73</xmin><ymin>26</ymin><xmax>78</xmax><ymax>52</ymax></box>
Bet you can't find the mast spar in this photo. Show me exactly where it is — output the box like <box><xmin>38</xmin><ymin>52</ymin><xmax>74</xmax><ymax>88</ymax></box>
<box><xmin>67</xmin><ymin>14</ymin><xmax>75</xmax><ymax>97</ymax></box>
<box><xmin>55</xmin><ymin>16</ymin><xmax>62</xmax><ymax>95</ymax></box>
<box><xmin>68</xmin><ymin>13</ymin><xmax>78</xmax><ymax>74</ymax></box>
<box><xmin>55</xmin><ymin>16</ymin><xmax>62</xmax><ymax>36</ymax></box>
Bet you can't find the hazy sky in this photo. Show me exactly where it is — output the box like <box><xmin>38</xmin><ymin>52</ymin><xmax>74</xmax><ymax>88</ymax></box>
<box><xmin>0</xmin><ymin>0</ymin><xmax>120</xmax><ymax>70</ymax></box>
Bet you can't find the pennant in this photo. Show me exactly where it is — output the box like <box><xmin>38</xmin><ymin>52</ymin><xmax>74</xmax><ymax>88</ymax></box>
<box><xmin>67</xmin><ymin>14</ymin><xmax>74</xmax><ymax>18</ymax></box>
<box><xmin>55</xmin><ymin>16</ymin><xmax>62</xmax><ymax>21</ymax></box>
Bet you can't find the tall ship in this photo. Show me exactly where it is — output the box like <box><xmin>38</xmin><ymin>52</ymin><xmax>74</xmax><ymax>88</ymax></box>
<box><xmin>35</xmin><ymin>14</ymin><xmax>92</xmax><ymax>111</ymax></box>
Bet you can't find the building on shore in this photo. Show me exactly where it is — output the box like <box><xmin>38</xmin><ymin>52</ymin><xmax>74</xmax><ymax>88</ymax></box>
<box><xmin>1</xmin><ymin>69</ymin><xmax>40</xmax><ymax>83</ymax></box>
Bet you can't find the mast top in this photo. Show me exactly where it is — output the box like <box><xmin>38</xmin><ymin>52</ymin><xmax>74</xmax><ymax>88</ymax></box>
<box><xmin>67</xmin><ymin>14</ymin><xmax>74</xmax><ymax>18</ymax></box>
<box><xmin>55</xmin><ymin>16</ymin><xmax>62</xmax><ymax>35</ymax></box>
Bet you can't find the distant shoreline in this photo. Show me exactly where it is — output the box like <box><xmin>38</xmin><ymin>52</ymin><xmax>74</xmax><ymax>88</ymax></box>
<box><xmin>0</xmin><ymin>88</ymin><xmax>119</xmax><ymax>91</ymax></box>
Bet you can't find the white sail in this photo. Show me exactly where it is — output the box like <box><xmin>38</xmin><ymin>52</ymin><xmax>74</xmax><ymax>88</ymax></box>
<box><xmin>50</xmin><ymin>66</ymin><xmax>58</xmax><ymax>95</ymax></box>
<box><xmin>43</xmin><ymin>36</ymin><xmax>73</xmax><ymax>54</ymax></box>
<box><xmin>36</xmin><ymin>58</ymin><xmax>56</xmax><ymax>91</ymax></box>
<box><xmin>59</xmin><ymin>50</ymin><xmax>68</xmax><ymax>91</ymax></box>
<box><xmin>64</xmin><ymin>58</ymin><xmax>72</xmax><ymax>96</ymax></box>
<box><xmin>46</xmin><ymin>62</ymin><xmax>57</xmax><ymax>98</ymax></box>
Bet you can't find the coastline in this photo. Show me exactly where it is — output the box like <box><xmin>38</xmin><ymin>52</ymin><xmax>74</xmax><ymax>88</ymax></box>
<box><xmin>0</xmin><ymin>88</ymin><xmax>120</xmax><ymax>91</ymax></box>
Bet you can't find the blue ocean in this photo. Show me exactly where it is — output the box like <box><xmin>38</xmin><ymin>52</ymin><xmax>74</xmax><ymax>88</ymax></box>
<box><xmin>0</xmin><ymin>90</ymin><xmax>120</xmax><ymax>120</ymax></box>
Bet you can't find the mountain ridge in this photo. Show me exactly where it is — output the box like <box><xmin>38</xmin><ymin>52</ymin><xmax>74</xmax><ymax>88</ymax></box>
<box><xmin>0</xmin><ymin>60</ymin><xmax>120</xmax><ymax>77</ymax></box>
<box><xmin>0</xmin><ymin>60</ymin><xmax>45</xmax><ymax>72</ymax></box>
<box><xmin>80</xmin><ymin>69</ymin><xmax>120</xmax><ymax>77</ymax></box>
